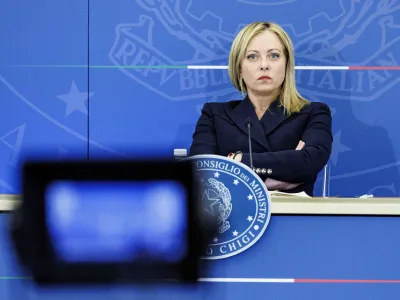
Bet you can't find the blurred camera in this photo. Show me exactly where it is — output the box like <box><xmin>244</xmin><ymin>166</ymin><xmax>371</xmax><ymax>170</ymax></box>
<box><xmin>10</xmin><ymin>158</ymin><xmax>215</xmax><ymax>285</ymax></box>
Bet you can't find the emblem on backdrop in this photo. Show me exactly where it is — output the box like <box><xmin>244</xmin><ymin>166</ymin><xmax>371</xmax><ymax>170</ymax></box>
<box><xmin>187</xmin><ymin>155</ymin><xmax>271</xmax><ymax>260</ymax></box>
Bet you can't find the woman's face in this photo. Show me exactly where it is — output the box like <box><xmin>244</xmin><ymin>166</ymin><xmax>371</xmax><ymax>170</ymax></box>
<box><xmin>240</xmin><ymin>30</ymin><xmax>287</xmax><ymax>96</ymax></box>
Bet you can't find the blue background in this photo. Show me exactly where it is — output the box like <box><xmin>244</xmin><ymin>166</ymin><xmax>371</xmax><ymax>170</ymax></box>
<box><xmin>1</xmin><ymin>0</ymin><xmax>400</xmax><ymax>197</ymax></box>
<box><xmin>1</xmin><ymin>0</ymin><xmax>400</xmax><ymax>298</ymax></box>
<box><xmin>2</xmin><ymin>213</ymin><xmax>400</xmax><ymax>299</ymax></box>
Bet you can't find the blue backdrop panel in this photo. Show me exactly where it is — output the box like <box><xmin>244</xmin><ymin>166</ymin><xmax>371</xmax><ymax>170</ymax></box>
<box><xmin>88</xmin><ymin>0</ymin><xmax>400</xmax><ymax>197</ymax></box>
<box><xmin>1</xmin><ymin>0</ymin><xmax>399</xmax><ymax>196</ymax></box>
<box><xmin>88</xmin><ymin>0</ymin><xmax>235</xmax><ymax>159</ymax></box>
<box><xmin>0</xmin><ymin>0</ymin><xmax>89</xmax><ymax>193</ymax></box>
<box><xmin>2</xmin><ymin>214</ymin><xmax>400</xmax><ymax>299</ymax></box>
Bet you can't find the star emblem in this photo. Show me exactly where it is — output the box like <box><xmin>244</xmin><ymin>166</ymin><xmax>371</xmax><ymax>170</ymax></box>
<box><xmin>214</xmin><ymin>172</ymin><xmax>220</xmax><ymax>178</ymax></box>
<box><xmin>57</xmin><ymin>81</ymin><xmax>94</xmax><ymax>117</ymax></box>
<box><xmin>202</xmin><ymin>189</ymin><xmax>220</xmax><ymax>216</ymax></box>
<box><xmin>233</xmin><ymin>179</ymin><xmax>239</xmax><ymax>185</ymax></box>
<box><xmin>0</xmin><ymin>123</ymin><xmax>25</xmax><ymax>167</ymax></box>
<box><xmin>330</xmin><ymin>130</ymin><xmax>351</xmax><ymax>166</ymax></box>
<box><xmin>247</xmin><ymin>194</ymin><xmax>253</xmax><ymax>200</ymax></box>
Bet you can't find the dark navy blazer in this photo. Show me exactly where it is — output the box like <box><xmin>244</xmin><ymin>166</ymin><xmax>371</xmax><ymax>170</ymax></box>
<box><xmin>189</xmin><ymin>96</ymin><xmax>333</xmax><ymax>196</ymax></box>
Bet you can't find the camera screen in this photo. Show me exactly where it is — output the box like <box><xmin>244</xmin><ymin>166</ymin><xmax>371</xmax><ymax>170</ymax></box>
<box><xmin>45</xmin><ymin>180</ymin><xmax>188</xmax><ymax>264</ymax></box>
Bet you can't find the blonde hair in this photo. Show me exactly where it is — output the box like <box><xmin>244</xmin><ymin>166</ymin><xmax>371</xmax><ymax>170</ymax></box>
<box><xmin>228</xmin><ymin>21</ymin><xmax>309</xmax><ymax>115</ymax></box>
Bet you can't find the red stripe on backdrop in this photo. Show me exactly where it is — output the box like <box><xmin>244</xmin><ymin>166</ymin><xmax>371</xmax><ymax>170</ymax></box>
<box><xmin>349</xmin><ymin>66</ymin><xmax>400</xmax><ymax>70</ymax></box>
<box><xmin>295</xmin><ymin>278</ymin><xmax>400</xmax><ymax>283</ymax></box>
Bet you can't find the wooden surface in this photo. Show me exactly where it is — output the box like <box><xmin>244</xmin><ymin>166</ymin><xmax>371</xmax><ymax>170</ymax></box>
<box><xmin>271</xmin><ymin>196</ymin><xmax>400</xmax><ymax>215</ymax></box>
<box><xmin>0</xmin><ymin>194</ymin><xmax>400</xmax><ymax>215</ymax></box>
<box><xmin>0</xmin><ymin>194</ymin><xmax>20</xmax><ymax>212</ymax></box>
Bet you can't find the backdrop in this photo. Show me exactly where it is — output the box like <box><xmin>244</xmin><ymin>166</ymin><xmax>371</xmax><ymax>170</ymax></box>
<box><xmin>1</xmin><ymin>0</ymin><xmax>400</xmax><ymax>197</ymax></box>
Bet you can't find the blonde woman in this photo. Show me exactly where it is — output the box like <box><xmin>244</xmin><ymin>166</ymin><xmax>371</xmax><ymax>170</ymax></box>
<box><xmin>189</xmin><ymin>22</ymin><xmax>332</xmax><ymax>196</ymax></box>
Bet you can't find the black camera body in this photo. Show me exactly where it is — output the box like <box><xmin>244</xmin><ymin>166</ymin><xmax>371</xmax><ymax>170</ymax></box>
<box><xmin>10</xmin><ymin>159</ymin><xmax>215</xmax><ymax>285</ymax></box>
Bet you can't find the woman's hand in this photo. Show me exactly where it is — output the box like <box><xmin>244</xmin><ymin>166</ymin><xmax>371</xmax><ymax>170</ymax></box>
<box><xmin>265</xmin><ymin>140</ymin><xmax>304</xmax><ymax>190</ymax></box>
<box><xmin>229</xmin><ymin>140</ymin><xmax>304</xmax><ymax>190</ymax></box>
<box><xmin>227</xmin><ymin>152</ymin><xmax>242</xmax><ymax>162</ymax></box>
<box><xmin>264</xmin><ymin>178</ymin><xmax>301</xmax><ymax>190</ymax></box>
<box><xmin>296</xmin><ymin>140</ymin><xmax>305</xmax><ymax>150</ymax></box>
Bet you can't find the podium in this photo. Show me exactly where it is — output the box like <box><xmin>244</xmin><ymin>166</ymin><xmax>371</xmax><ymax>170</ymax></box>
<box><xmin>0</xmin><ymin>195</ymin><xmax>400</xmax><ymax>299</ymax></box>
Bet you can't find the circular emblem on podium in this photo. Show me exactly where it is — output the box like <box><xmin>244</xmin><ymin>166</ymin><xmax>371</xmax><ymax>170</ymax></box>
<box><xmin>187</xmin><ymin>155</ymin><xmax>271</xmax><ymax>260</ymax></box>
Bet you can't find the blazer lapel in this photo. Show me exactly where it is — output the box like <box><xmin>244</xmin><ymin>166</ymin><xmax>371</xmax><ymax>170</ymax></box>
<box><xmin>260</xmin><ymin>99</ymin><xmax>290</xmax><ymax>136</ymax></box>
<box><xmin>225</xmin><ymin>96</ymin><xmax>270</xmax><ymax>150</ymax></box>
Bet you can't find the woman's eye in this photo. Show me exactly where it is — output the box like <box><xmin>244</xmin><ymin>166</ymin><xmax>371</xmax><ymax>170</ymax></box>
<box><xmin>247</xmin><ymin>54</ymin><xmax>258</xmax><ymax>60</ymax></box>
<box><xmin>269</xmin><ymin>53</ymin><xmax>280</xmax><ymax>59</ymax></box>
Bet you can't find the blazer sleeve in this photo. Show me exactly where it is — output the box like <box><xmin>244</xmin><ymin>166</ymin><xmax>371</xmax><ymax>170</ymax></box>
<box><xmin>189</xmin><ymin>103</ymin><xmax>219</xmax><ymax>155</ymax></box>
<box><xmin>241</xmin><ymin>102</ymin><xmax>333</xmax><ymax>183</ymax></box>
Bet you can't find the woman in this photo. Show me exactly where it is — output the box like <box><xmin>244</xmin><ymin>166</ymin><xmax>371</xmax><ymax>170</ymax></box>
<box><xmin>189</xmin><ymin>21</ymin><xmax>332</xmax><ymax>196</ymax></box>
